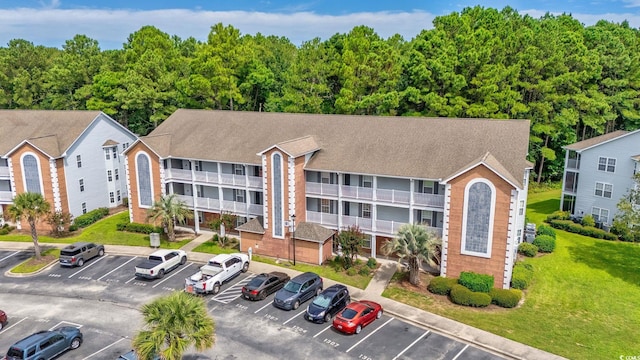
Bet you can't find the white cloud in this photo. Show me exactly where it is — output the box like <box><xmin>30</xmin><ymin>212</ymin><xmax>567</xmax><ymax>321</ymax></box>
<box><xmin>521</xmin><ymin>8</ymin><xmax>640</xmax><ymax>26</ymax></box>
<box><xmin>622</xmin><ymin>0</ymin><xmax>640</xmax><ymax>8</ymax></box>
<box><xmin>0</xmin><ymin>8</ymin><xmax>436</xmax><ymax>49</ymax></box>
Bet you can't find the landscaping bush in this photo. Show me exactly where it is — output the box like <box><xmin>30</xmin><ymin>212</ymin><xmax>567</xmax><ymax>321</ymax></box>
<box><xmin>536</xmin><ymin>224</ymin><xmax>556</xmax><ymax>238</ymax></box>
<box><xmin>73</xmin><ymin>207</ymin><xmax>109</xmax><ymax>228</ymax></box>
<box><xmin>117</xmin><ymin>222</ymin><xmax>162</xmax><ymax>234</ymax></box>
<box><xmin>581</xmin><ymin>215</ymin><xmax>596</xmax><ymax>227</ymax></box>
<box><xmin>489</xmin><ymin>288</ymin><xmax>522</xmax><ymax>308</ymax></box>
<box><xmin>366</xmin><ymin>257</ymin><xmax>377</xmax><ymax>269</ymax></box>
<box><xmin>546</xmin><ymin>210</ymin><xmax>570</xmax><ymax>222</ymax></box>
<box><xmin>533</xmin><ymin>235</ymin><xmax>556</xmax><ymax>253</ymax></box>
<box><xmin>0</xmin><ymin>228</ymin><xmax>8</xmax><ymax>235</ymax></box>
<box><xmin>346</xmin><ymin>267</ymin><xmax>357</xmax><ymax>276</ymax></box>
<box><xmin>518</xmin><ymin>242</ymin><xmax>538</xmax><ymax>257</ymax></box>
<box><xmin>427</xmin><ymin>276</ymin><xmax>459</xmax><ymax>295</ymax></box>
<box><xmin>68</xmin><ymin>224</ymin><xmax>78</xmax><ymax>232</ymax></box>
<box><xmin>358</xmin><ymin>266</ymin><xmax>370</xmax><ymax>276</ymax></box>
<box><xmin>458</xmin><ymin>271</ymin><xmax>494</xmax><ymax>293</ymax></box>
<box><xmin>450</xmin><ymin>284</ymin><xmax>491</xmax><ymax>307</ymax></box>
<box><xmin>549</xmin><ymin>219</ymin><xmax>618</xmax><ymax>240</ymax></box>
<box><xmin>511</xmin><ymin>262</ymin><xmax>534</xmax><ymax>290</ymax></box>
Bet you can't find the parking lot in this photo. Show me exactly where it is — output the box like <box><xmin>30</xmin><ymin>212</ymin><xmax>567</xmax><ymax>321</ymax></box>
<box><xmin>0</xmin><ymin>249</ymin><xmax>503</xmax><ymax>359</ymax></box>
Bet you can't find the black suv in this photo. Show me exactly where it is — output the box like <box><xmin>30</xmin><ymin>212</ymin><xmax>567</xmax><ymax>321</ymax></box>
<box><xmin>59</xmin><ymin>242</ymin><xmax>105</xmax><ymax>267</ymax></box>
<box><xmin>305</xmin><ymin>284</ymin><xmax>350</xmax><ymax>323</ymax></box>
<box><xmin>273</xmin><ymin>272</ymin><xmax>323</xmax><ymax>310</ymax></box>
<box><xmin>4</xmin><ymin>326</ymin><xmax>82</xmax><ymax>360</ymax></box>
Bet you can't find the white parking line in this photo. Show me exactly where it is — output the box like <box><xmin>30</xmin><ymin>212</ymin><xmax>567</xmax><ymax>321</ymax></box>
<box><xmin>97</xmin><ymin>257</ymin><xmax>138</xmax><ymax>281</ymax></box>
<box><xmin>209</xmin><ymin>275</ymin><xmax>256</xmax><ymax>304</ymax></box>
<box><xmin>68</xmin><ymin>255</ymin><xmax>109</xmax><ymax>278</ymax></box>
<box><xmin>152</xmin><ymin>262</ymin><xmax>194</xmax><ymax>288</ymax></box>
<box><xmin>346</xmin><ymin>317</ymin><xmax>394</xmax><ymax>353</ymax></box>
<box><xmin>313</xmin><ymin>324</ymin><xmax>332</xmax><ymax>338</ymax></box>
<box><xmin>0</xmin><ymin>251</ymin><xmax>19</xmax><ymax>263</ymax></box>
<box><xmin>282</xmin><ymin>310</ymin><xmax>305</xmax><ymax>325</ymax></box>
<box><xmin>49</xmin><ymin>320</ymin><xmax>82</xmax><ymax>330</ymax></box>
<box><xmin>125</xmin><ymin>276</ymin><xmax>137</xmax><ymax>284</ymax></box>
<box><xmin>81</xmin><ymin>337</ymin><xmax>127</xmax><ymax>359</ymax></box>
<box><xmin>451</xmin><ymin>344</ymin><xmax>469</xmax><ymax>360</ymax></box>
<box><xmin>254</xmin><ymin>301</ymin><xmax>273</xmax><ymax>314</ymax></box>
<box><xmin>1</xmin><ymin>317</ymin><xmax>28</xmax><ymax>333</ymax></box>
<box><xmin>392</xmin><ymin>330</ymin><xmax>430</xmax><ymax>360</ymax></box>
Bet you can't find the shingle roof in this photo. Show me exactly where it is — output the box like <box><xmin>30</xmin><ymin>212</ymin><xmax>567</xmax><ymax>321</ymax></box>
<box><xmin>294</xmin><ymin>222</ymin><xmax>335</xmax><ymax>243</ymax></box>
<box><xmin>236</xmin><ymin>217</ymin><xmax>265</xmax><ymax>234</ymax></box>
<box><xmin>0</xmin><ymin>110</ymin><xmax>102</xmax><ymax>157</ymax></box>
<box><xmin>259</xmin><ymin>135</ymin><xmax>320</xmax><ymax>157</ymax></box>
<box><xmin>632</xmin><ymin>155</ymin><xmax>640</xmax><ymax>162</ymax></box>
<box><xmin>444</xmin><ymin>152</ymin><xmax>521</xmax><ymax>189</ymax></box>
<box><xmin>102</xmin><ymin>139</ymin><xmax>119</xmax><ymax>147</ymax></box>
<box><xmin>141</xmin><ymin>109</ymin><xmax>530</xmax><ymax>187</ymax></box>
<box><xmin>564</xmin><ymin>130</ymin><xmax>629</xmax><ymax>152</ymax></box>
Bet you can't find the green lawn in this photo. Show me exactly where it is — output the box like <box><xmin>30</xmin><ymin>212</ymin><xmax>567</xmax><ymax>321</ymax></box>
<box><xmin>192</xmin><ymin>240</ymin><xmax>240</xmax><ymax>255</ymax></box>
<box><xmin>0</xmin><ymin>212</ymin><xmax>191</xmax><ymax>249</ymax></box>
<box><xmin>383</xmin><ymin>187</ymin><xmax>640</xmax><ymax>359</ymax></box>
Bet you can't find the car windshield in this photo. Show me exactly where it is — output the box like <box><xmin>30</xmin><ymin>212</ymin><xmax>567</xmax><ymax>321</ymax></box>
<box><xmin>208</xmin><ymin>261</ymin><xmax>223</xmax><ymax>268</ymax></box>
<box><xmin>283</xmin><ymin>281</ymin><xmax>302</xmax><ymax>292</ymax></box>
<box><xmin>312</xmin><ymin>294</ymin><xmax>332</xmax><ymax>308</ymax></box>
<box><xmin>60</xmin><ymin>249</ymin><xmax>80</xmax><ymax>256</ymax></box>
<box><xmin>341</xmin><ymin>308</ymin><xmax>358</xmax><ymax>319</ymax></box>
<box><xmin>247</xmin><ymin>277</ymin><xmax>266</xmax><ymax>287</ymax></box>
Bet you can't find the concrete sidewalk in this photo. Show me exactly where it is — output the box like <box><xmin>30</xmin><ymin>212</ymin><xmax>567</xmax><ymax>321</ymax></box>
<box><xmin>0</xmin><ymin>239</ymin><xmax>563</xmax><ymax>360</ymax></box>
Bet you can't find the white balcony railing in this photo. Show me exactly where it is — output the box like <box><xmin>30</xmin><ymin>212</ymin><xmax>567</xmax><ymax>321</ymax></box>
<box><xmin>306</xmin><ymin>211</ymin><xmax>339</xmax><ymax>227</ymax></box>
<box><xmin>418</xmin><ymin>225</ymin><xmax>443</xmax><ymax>238</ymax></box>
<box><xmin>165</xmin><ymin>168</ymin><xmax>192</xmax><ymax>181</ymax></box>
<box><xmin>175</xmin><ymin>194</ymin><xmax>194</xmax><ymax>207</ymax></box>
<box><xmin>340</xmin><ymin>215</ymin><xmax>373</xmax><ymax>231</ymax></box>
<box><xmin>341</xmin><ymin>185</ymin><xmax>374</xmax><ymax>200</ymax></box>
<box><xmin>195</xmin><ymin>197</ymin><xmax>220</xmax><ymax>211</ymax></box>
<box><xmin>221</xmin><ymin>200</ymin><xmax>251</xmax><ymax>213</ymax></box>
<box><xmin>377</xmin><ymin>188</ymin><xmax>410</xmax><ymax>204</ymax></box>
<box><xmin>567</xmin><ymin>158</ymin><xmax>580</xmax><ymax>170</ymax></box>
<box><xmin>247</xmin><ymin>176</ymin><xmax>262</xmax><ymax>189</ymax></box>
<box><xmin>305</xmin><ymin>182</ymin><xmax>339</xmax><ymax>196</ymax></box>
<box><xmin>375</xmin><ymin>219</ymin><xmax>405</xmax><ymax>235</ymax></box>
<box><xmin>0</xmin><ymin>167</ymin><xmax>9</xmax><ymax>178</ymax></box>
<box><xmin>414</xmin><ymin>193</ymin><xmax>445</xmax><ymax>207</ymax></box>
<box><xmin>220</xmin><ymin>174</ymin><xmax>246</xmax><ymax>186</ymax></box>
<box><xmin>0</xmin><ymin>191</ymin><xmax>12</xmax><ymax>202</ymax></box>
<box><xmin>248</xmin><ymin>204</ymin><xmax>263</xmax><ymax>216</ymax></box>
<box><xmin>194</xmin><ymin>170</ymin><xmax>219</xmax><ymax>184</ymax></box>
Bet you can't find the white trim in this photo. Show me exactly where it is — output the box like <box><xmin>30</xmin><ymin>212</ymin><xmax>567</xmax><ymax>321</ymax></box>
<box><xmin>20</xmin><ymin>152</ymin><xmax>45</xmax><ymax>197</ymax></box>
<box><xmin>460</xmin><ymin>178</ymin><xmax>495</xmax><ymax>259</ymax></box>
<box><xmin>135</xmin><ymin>151</ymin><xmax>154</xmax><ymax>209</ymax></box>
<box><xmin>262</xmin><ymin>155</ymin><xmax>269</xmax><ymax>230</ymax></box>
<box><xmin>564</xmin><ymin>127</ymin><xmax>640</xmax><ymax>153</ymax></box>
<box><xmin>271</xmin><ymin>151</ymin><xmax>285</xmax><ymax>239</ymax></box>
<box><xmin>49</xmin><ymin>159</ymin><xmax>62</xmax><ymax>211</ymax></box>
<box><xmin>124</xmin><ymin>156</ymin><xmax>134</xmax><ymax>223</ymax></box>
<box><xmin>440</xmin><ymin>183</ymin><xmax>451</xmax><ymax>277</ymax></box>
<box><xmin>318</xmin><ymin>242</ymin><xmax>322</xmax><ymax>265</ymax></box>
<box><xmin>443</xmin><ymin>161</ymin><xmax>521</xmax><ymax>190</ymax></box>
<box><xmin>597</xmin><ymin>156</ymin><xmax>617</xmax><ymax>174</ymax></box>
<box><xmin>503</xmin><ymin>190</ymin><xmax>518</xmax><ymax>289</ymax></box>
<box><xmin>288</xmin><ymin>156</ymin><xmax>296</xmax><ymax>219</ymax></box>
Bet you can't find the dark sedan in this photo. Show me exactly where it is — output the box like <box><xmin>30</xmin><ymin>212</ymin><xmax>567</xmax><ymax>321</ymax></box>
<box><xmin>305</xmin><ymin>284</ymin><xmax>350</xmax><ymax>323</ymax></box>
<box><xmin>242</xmin><ymin>272</ymin><xmax>290</xmax><ymax>301</ymax></box>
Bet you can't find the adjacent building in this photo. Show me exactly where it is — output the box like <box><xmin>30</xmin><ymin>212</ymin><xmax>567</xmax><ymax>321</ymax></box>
<box><xmin>560</xmin><ymin>129</ymin><xmax>640</xmax><ymax>226</ymax></box>
<box><xmin>0</xmin><ymin>110</ymin><xmax>138</xmax><ymax>229</ymax></box>
<box><xmin>125</xmin><ymin>109</ymin><xmax>531</xmax><ymax>289</ymax></box>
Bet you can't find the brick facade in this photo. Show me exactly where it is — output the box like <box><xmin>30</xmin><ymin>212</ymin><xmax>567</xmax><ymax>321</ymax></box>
<box><xmin>125</xmin><ymin>142</ymin><xmax>163</xmax><ymax>224</ymax></box>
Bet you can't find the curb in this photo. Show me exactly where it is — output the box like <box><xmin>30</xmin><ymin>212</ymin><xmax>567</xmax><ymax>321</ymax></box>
<box><xmin>4</xmin><ymin>258</ymin><xmax>59</xmax><ymax>278</ymax></box>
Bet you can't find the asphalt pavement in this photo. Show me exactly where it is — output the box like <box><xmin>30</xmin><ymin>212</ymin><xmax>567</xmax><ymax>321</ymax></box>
<box><xmin>0</xmin><ymin>230</ymin><xmax>564</xmax><ymax>360</ymax></box>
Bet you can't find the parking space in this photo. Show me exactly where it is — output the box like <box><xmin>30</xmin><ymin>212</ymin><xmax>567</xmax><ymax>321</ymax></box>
<box><xmin>0</xmin><ymin>250</ymin><xmax>31</xmax><ymax>272</ymax></box>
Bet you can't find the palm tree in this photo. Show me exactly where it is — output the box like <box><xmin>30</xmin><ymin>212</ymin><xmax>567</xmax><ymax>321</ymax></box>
<box><xmin>133</xmin><ymin>291</ymin><xmax>215</xmax><ymax>360</ymax></box>
<box><xmin>7</xmin><ymin>192</ymin><xmax>51</xmax><ymax>260</ymax></box>
<box><xmin>147</xmin><ymin>194</ymin><xmax>193</xmax><ymax>242</ymax></box>
<box><xmin>382</xmin><ymin>223</ymin><xmax>441</xmax><ymax>286</ymax></box>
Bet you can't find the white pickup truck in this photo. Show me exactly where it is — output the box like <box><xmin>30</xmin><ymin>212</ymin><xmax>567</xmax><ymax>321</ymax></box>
<box><xmin>135</xmin><ymin>249</ymin><xmax>187</xmax><ymax>279</ymax></box>
<box><xmin>185</xmin><ymin>253</ymin><xmax>250</xmax><ymax>295</ymax></box>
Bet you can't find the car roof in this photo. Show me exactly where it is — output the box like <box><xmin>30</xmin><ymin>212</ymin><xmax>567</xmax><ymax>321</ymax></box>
<box><xmin>209</xmin><ymin>253</ymin><xmax>234</xmax><ymax>263</ymax></box>
<box><xmin>150</xmin><ymin>249</ymin><xmax>176</xmax><ymax>256</ymax></box>
<box><xmin>345</xmin><ymin>301</ymin><xmax>372</xmax><ymax>313</ymax></box>
<box><xmin>290</xmin><ymin>272</ymin><xmax>320</xmax><ymax>283</ymax></box>
<box><xmin>322</xmin><ymin>284</ymin><xmax>347</xmax><ymax>295</ymax></box>
<box><xmin>63</xmin><ymin>241</ymin><xmax>92</xmax><ymax>249</ymax></box>
<box><xmin>11</xmin><ymin>330</ymin><xmax>56</xmax><ymax>348</ymax></box>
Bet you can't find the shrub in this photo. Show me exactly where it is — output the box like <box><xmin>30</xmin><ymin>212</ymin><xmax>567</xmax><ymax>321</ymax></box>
<box><xmin>358</xmin><ymin>267</ymin><xmax>370</xmax><ymax>276</ymax></box>
<box><xmin>117</xmin><ymin>222</ymin><xmax>162</xmax><ymax>234</ymax></box>
<box><xmin>546</xmin><ymin>210</ymin><xmax>570</xmax><ymax>222</ymax></box>
<box><xmin>366</xmin><ymin>257</ymin><xmax>377</xmax><ymax>269</ymax></box>
<box><xmin>459</xmin><ymin>271</ymin><xmax>494</xmax><ymax>293</ymax></box>
<box><xmin>73</xmin><ymin>207</ymin><xmax>109</xmax><ymax>228</ymax></box>
<box><xmin>549</xmin><ymin>219</ymin><xmax>618</xmax><ymax>240</ymax></box>
<box><xmin>427</xmin><ymin>276</ymin><xmax>459</xmax><ymax>295</ymax></box>
<box><xmin>533</xmin><ymin>235</ymin><xmax>556</xmax><ymax>253</ymax></box>
<box><xmin>536</xmin><ymin>224</ymin><xmax>556</xmax><ymax>238</ymax></box>
<box><xmin>0</xmin><ymin>228</ymin><xmax>8</xmax><ymax>235</ymax></box>
<box><xmin>489</xmin><ymin>288</ymin><xmax>522</xmax><ymax>308</ymax></box>
<box><xmin>518</xmin><ymin>242</ymin><xmax>538</xmax><ymax>257</ymax></box>
<box><xmin>511</xmin><ymin>262</ymin><xmax>534</xmax><ymax>290</ymax></box>
<box><xmin>581</xmin><ymin>215</ymin><xmax>596</xmax><ymax>227</ymax></box>
<box><xmin>450</xmin><ymin>284</ymin><xmax>491</xmax><ymax>307</ymax></box>
<box><xmin>68</xmin><ymin>224</ymin><xmax>78</xmax><ymax>232</ymax></box>
<box><xmin>346</xmin><ymin>267</ymin><xmax>357</xmax><ymax>276</ymax></box>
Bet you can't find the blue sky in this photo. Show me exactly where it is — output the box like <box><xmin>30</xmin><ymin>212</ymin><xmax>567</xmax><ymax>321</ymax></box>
<box><xmin>1</xmin><ymin>0</ymin><xmax>640</xmax><ymax>49</ymax></box>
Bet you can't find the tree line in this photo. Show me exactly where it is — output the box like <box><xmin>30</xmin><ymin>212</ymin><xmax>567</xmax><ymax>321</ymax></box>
<box><xmin>1</xmin><ymin>6</ymin><xmax>639</xmax><ymax>182</ymax></box>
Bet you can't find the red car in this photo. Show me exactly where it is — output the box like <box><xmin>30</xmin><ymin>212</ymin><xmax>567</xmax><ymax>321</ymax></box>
<box><xmin>0</xmin><ymin>309</ymin><xmax>7</xmax><ymax>331</ymax></box>
<box><xmin>332</xmin><ymin>300</ymin><xmax>383</xmax><ymax>334</ymax></box>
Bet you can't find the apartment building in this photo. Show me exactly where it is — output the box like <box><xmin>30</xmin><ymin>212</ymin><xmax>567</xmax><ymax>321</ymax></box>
<box><xmin>0</xmin><ymin>110</ymin><xmax>137</xmax><ymax>229</ymax></box>
<box><xmin>125</xmin><ymin>109</ymin><xmax>531</xmax><ymax>288</ymax></box>
<box><xmin>561</xmin><ymin>129</ymin><xmax>640</xmax><ymax>226</ymax></box>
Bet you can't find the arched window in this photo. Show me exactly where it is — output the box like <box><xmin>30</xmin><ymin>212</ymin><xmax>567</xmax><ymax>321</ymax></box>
<box><xmin>271</xmin><ymin>152</ymin><xmax>284</xmax><ymax>238</ymax></box>
<box><xmin>461</xmin><ymin>179</ymin><xmax>495</xmax><ymax>257</ymax></box>
<box><xmin>22</xmin><ymin>154</ymin><xmax>42</xmax><ymax>194</ymax></box>
<box><xmin>136</xmin><ymin>152</ymin><xmax>153</xmax><ymax>207</ymax></box>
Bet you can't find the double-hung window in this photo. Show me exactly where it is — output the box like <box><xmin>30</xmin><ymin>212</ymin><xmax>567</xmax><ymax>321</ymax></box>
<box><xmin>107</xmin><ymin>170</ymin><xmax>113</xmax><ymax>182</ymax></box>
<box><xmin>76</xmin><ymin>155</ymin><xmax>82</xmax><ymax>168</ymax></box>
<box><xmin>594</xmin><ymin>182</ymin><xmax>612</xmax><ymax>198</ymax></box>
<box><xmin>598</xmin><ymin>157</ymin><xmax>616</xmax><ymax>173</ymax></box>
<box><xmin>79</xmin><ymin>179</ymin><xmax>85</xmax><ymax>192</ymax></box>
<box><xmin>591</xmin><ymin>207</ymin><xmax>610</xmax><ymax>224</ymax></box>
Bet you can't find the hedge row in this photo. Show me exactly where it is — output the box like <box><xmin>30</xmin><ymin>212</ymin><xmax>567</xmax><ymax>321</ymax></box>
<box><xmin>489</xmin><ymin>288</ymin><xmax>522</xmax><ymax>308</ymax></box>
<box><xmin>518</xmin><ymin>242</ymin><xmax>538</xmax><ymax>257</ymax></box>
<box><xmin>511</xmin><ymin>262</ymin><xmax>534</xmax><ymax>290</ymax></box>
<box><xmin>549</xmin><ymin>219</ymin><xmax>618</xmax><ymax>240</ymax></box>
<box><xmin>450</xmin><ymin>284</ymin><xmax>491</xmax><ymax>307</ymax></box>
<box><xmin>459</xmin><ymin>271</ymin><xmax>494</xmax><ymax>293</ymax></box>
<box><xmin>546</xmin><ymin>210</ymin><xmax>570</xmax><ymax>222</ymax></box>
<box><xmin>533</xmin><ymin>234</ymin><xmax>556</xmax><ymax>253</ymax></box>
<box><xmin>117</xmin><ymin>222</ymin><xmax>162</xmax><ymax>234</ymax></box>
<box><xmin>73</xmin><ymin>207</ymin><xmax>109</xmax><ymax>228</ymax></box>
<box><xmin>536</xmin><ymin>224</ymin><xmax>556</xmax><ymax>238</ymax></box>
<box><xmin>427</xmin><ymin>276</ymin><xmax>459</xmax><ymax>295</ymax></box>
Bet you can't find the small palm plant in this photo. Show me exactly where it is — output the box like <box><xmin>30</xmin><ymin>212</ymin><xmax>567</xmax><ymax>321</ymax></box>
<box><xmin>382</xmin><ymin>223</ymin><xmax>441</xmax><ymax>285</ymax></box>
<box><xmin>147</xmin><ymin>194</ymin><xmax>193</xmax><ymax>241</ymax></box>
<box><xmin>7</xmin><ymin>192</ymin><xmax>51</xmax><ymax>259</ymax></box>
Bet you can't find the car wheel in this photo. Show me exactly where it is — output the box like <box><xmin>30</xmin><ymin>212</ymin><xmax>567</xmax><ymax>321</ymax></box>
<box><xmin>293</xmin><ymin>300</ymin><xmax>300</xmax><ymax>310</ymax></box>
<box><xmin>259</xmin><ymin>290</ymin><xmax>266</xmax><ymax>300</ymax></box>
<box><xmin>98</xmin><ymin>249</ymin><xmax>105</xmax><ymax>257</ymax></box>
<box><xmin>70</xmin><ymin>337</ymin><xmax>82</xmax><ymax>349</ymax></box>
<box><xmin>212</xmin><ymin>283</ymin><xmax>220</xmax><ymax>295</ymax></box>
<box><xmin>324</xmin><ymin>313</ymin><xmax>332</xmax><ymax>323</ymax></box>
<box><xmin>355</xmin><ymin>325</ymin><xmax>362</xmax><ymax>334</ymax></box>
<box><xmin>77</xmin><ymin>258</ymin><xmax>84</xmax><ymax>267</ymax></box>
<box><xmin>315</xmin><ymin>287</ymin><xmax>322</xmax><ymax>297</ymax></box>
<box><xmin>346</xmin><ymin>297</ymin><xmax>351</xmax><ymax>305</ymax></box>
<box><xmin>377</xmin><ymin>309</ymin><xmax>383</xmax><ymax>319</ymax></box>
<box><xmin>180</xmin><ymin>256</ymin><xmax>187</xmax><ymax>265</ymax></box>
<box><xmin>157</xmin><ymin>269</ymin><xmax>165</xmax><ymax>279</ymax></box>
<box><xmin>0</xmin><ymin>322</ymin><xmax>3</xmax><ymax>331</ymax></box>
<box><xmin>242</xmin><ymin>262</ymin><xmax>249</xmax><ymax>273</ymax></box>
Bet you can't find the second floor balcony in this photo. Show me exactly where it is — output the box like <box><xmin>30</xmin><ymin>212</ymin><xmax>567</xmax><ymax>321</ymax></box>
<box><xmin>0</xmin><ymin>167</ymin><xmax>9</xmax><ymax>178</ymax></box>
<box><xmin>307</xmin><ymin>210</ymin><xmax>443</xmax><ymax>237</ymax></box>
<box><xmin>0</xmin><ymin>190</ymin><xmax>12</xmax><ymax>202</ymax></box>
<box><xmin>166</xmin><ymin>168</ymin><xmax>262</xmax><ymax>189</ymax></box>
<box><xmin>176</xmin><ymin>194</ymin><xmax>262</xmax><ymax>216</ymax></box>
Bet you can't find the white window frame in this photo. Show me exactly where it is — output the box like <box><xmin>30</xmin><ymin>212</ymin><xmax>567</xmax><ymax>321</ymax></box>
<box><xmin>234</xmin><ymin>189</ymin><xmax>245</xmax><ymax>203</ymax></box>
<box><xmin>321</xmin><ymin>199</ymin><xmax>331</xmax><ymax>213</ymax></box>
<box><xmin>361</xmin><ymin>203</ymin><xmax>371</xmax><ymax>219</ymax></box>
<box><xmin>362</xmin><ymin>175</ymin><xmax>373</xmax><ymax>188</ymax></box>
<box><xmin>591</xmin><ymin>207</ymin><xmax>610</xmax><ymax>224</ymax></box>
<box><xmin>460</xmin><ymin>178</ymin><xmax>496</xmax><ymax>258</ymax></box>
<box><xmin>76</xmin><ymin>155</ymin><xmax>82</xmax><ymax>168</ymax></box>
<box><xmin>115</xmin><ymin>169</ymin><xmax>119</xmax><ymax>181</ymax></box>
<box><xmin>20</xmin><ymin>152</ymin><xmax>45</xmax><ymax>196</ymax></box>
<box><xmin>117</xmin><ymin>190</ymin><xmax>121</xmax><ymax>202</ymax></box>
<box><xmin>107</xmin><ymin>170</ymin><xmax>113</xmax><ymax>182</ymax></box>
<box><xmin>597</xmin><ymin>156</ymin><xmax>616</xmax><ymax>173</ymax></box>
<box><xmin>135</xmin><ymin>151</ymin><xmax>154</xmax><ymax>208</ymax></box>
<box><xmin>594</xmin><ymin>182</ymin><xmax>613</xmax><ymax>198</ymax></box>
<box><xmin>362</xmin><ymin>234</ymin><xmax>372</xmax><ymax>249</ymax></box>
<box><xmin>234</xmin><ymin>164</ymin><xmax>244</xmax><ymax>175</ymax></box>
<box><xmin>321</xmin><ymin>172</ymin><xmax>331</xmax><ymax>184</ymax></box>
<box><xmin>79</xmin><ymin>178</ymin><xmax>85</xmax><ymax>192</ymax></box>
<box><xmin>519</xmin><ymin>200</ymin><xmax>525</xmax><ymax>216</ymax></box>
<box><xmin>105</xmin><ymin>149</ymin><xmax>110</xmax><ymax>160</ymax></box>
<box><xmin>109</xmin><ymin>192</ymin><xmax>115</xmax><ymax>203</ymax></box>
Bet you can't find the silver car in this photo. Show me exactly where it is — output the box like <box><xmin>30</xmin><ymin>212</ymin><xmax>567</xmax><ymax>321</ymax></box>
<box><xmin>59</xmin><ymin>242</ymin><xmax>105</xmax><ymax>267</ymax></box>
